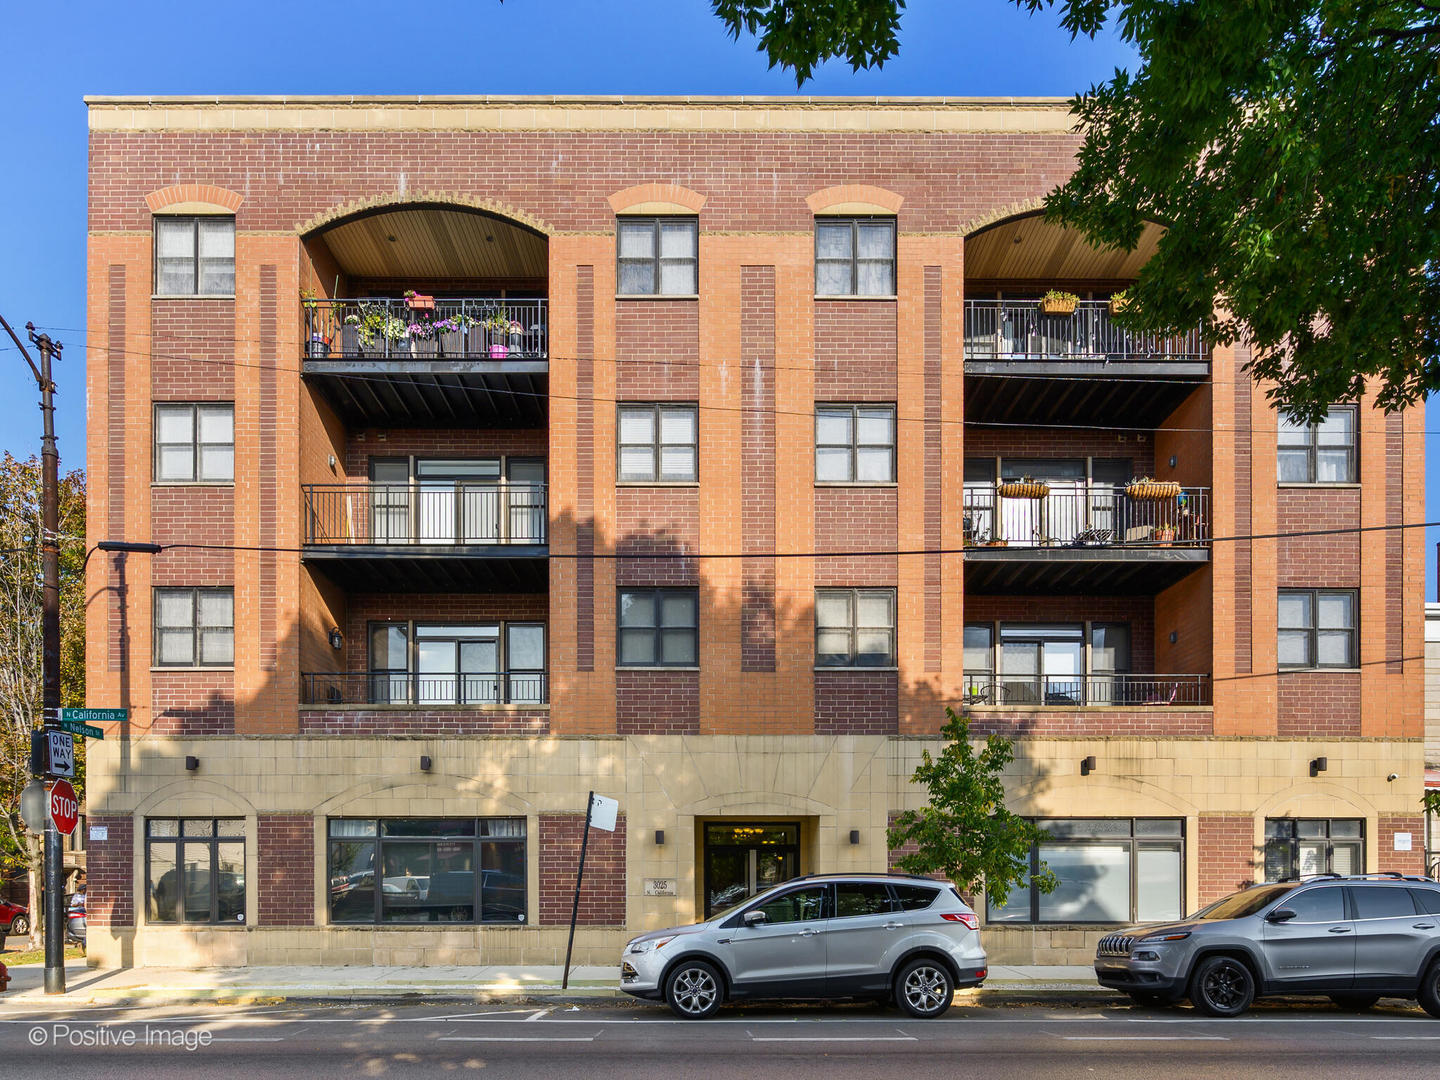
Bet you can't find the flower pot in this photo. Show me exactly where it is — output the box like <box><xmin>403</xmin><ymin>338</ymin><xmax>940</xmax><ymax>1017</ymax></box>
<box><xmin>997</xmin><ymin>480</ymin><xmax>1050</xmax><ymax>500</ymax></box>
<box><xmin>1151</xmin><ymin>528</ymin><xmax>1176</xmax><ymax>547</ymax></box>
<box><xmin>1040</xmin><ymin>295</ymin><xmax>1078</xmax><ymax>315</ymax></box>
<box><xmin>489</xmin><ymin>343</ymin><xmax>510</xmax><ymax>359</ymax></box>
<box><xmin>307</xmin><ymin>335</ymin><xmax>330</xmax><ymax>359</ymax></box>
<box><xmin>438</xmin><ymin>331</ymin><xmax>464</xmax><ymax>357</ymax></box>
<box><xmin>1108</xmin><ymin>294</ymin><xmax>1130</xmax><ymax>315</ymax></box>
<box><xmin>341</xmin><ymin>325</ymin><xmax>363</xmax><ymax>356</ymax></box>
<box><xmin>1125</xmin><ymin>481</ymin><xmax>1182</xmax><ymax>501</ymax></box>
<box><xmin>984</xmin><ymin>539</ymin><xmax>1009</xmax><ymax>548</ymax></box>
<box><xmin>405</xmin><ymin>294</ymin><xmax>435</xmax><ymax>311</ymax></box>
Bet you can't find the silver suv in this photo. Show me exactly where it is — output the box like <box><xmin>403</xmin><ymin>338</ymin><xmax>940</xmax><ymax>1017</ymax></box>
<box><xmin>620</xmin><ymin>873</ymin><xmax>987</xmax><ymax>1019</ymax></box>
<box><xmin>1094</xmin><ymin>873</ymin><xmax>1440</xmax><ymax>1017</ymax></box>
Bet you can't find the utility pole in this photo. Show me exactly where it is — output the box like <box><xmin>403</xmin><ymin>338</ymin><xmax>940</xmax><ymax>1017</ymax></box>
<box><xmin>1</xmin><ymin>314</ymin><xmax>65</xmax><ymax>994</ymax></box>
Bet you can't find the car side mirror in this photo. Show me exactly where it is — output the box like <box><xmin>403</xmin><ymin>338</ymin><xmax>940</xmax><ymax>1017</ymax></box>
<box><xmin>1266</xmin><ymin>908</ymin><xmax>1297</xmax><ymax>923</ymax></box>
<box><xmin>743</xmin><ymin>909</ymin><xmax>768</xmax><ymax>927</ymax></box>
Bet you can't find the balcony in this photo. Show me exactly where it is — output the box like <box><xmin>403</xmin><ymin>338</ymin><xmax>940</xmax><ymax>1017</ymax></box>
<box><xmin>302</xmin><ymin>297</ymin><xmax>548</xmax><ymax>427</ymax></box>
<box><xmin>302</xmin><ymin>671</ymin><xmax>548</xmax><ymax>707</ymax></box>
<box><xmin>962</xmin><ymin>671</ymin><xmax>1210</xmax><ymax>707</ymax></box>
<box><xmin>963</xmin><ymin>299</ymin><xmax>1208</xmax><ymax>425</ymax></box>
<box><xmin>963</xmin><ymin>483</ymin><xmax>1210</xmax><ymax>594</ymax></box>
<box><xmin>301</xmin><ymin>482</ymin><xmax>548</xmax><ymax>592</ymax></box>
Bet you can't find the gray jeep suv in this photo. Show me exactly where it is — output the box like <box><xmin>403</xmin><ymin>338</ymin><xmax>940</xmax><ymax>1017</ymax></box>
<box><xmin>1095</xmin><ymin>873</ymin><xmax>1440</xmax><ymax>1017</ymax></box>
<box><xmin>620</xmin><ymin>872</ymin><xmax>987</xmax><ymax>1019</ymax></box>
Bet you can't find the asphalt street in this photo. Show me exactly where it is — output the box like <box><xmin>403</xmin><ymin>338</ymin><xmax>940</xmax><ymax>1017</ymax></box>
<box><xmin>2</xmin><ymin>1000</ymin><xmax>1439</xmax><ymax>1079</ymax></box>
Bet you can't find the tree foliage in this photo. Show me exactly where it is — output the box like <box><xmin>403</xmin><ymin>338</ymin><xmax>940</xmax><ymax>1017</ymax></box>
<box><xmin>715</xmin><ymin>0</ymin><xmax>1440</xmax><ymax>421</ymax></box>
<box><xmin>0</xmin><ymin>453</ymin><xmax>86</xmax><ymax>908</ymax></box>
<box><xmin>887</xmin><ymin>708</ymin><xmax>1057</xmax><ymax>907</ymax></box>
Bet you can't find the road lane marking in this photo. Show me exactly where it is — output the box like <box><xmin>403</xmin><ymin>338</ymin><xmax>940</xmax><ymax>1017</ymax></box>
<box><xmin>1062</xmin><ymin>1036</ymin><xmax>1229</xmax><ymax>1042</ymax></box>
<box><xmin>525</xmin><ymin>1009</ymin><xmax>553</xmax><ymax>1022</ymax></box>
<box><xmin>438</xmin><ymin>1036</ymin><xmax>597</xmax><ymax>1043</ymax></box>
<box><xmin>750</xmin><ymin>1036</ymin><xmax>917</xmax><ymax>1042</ymax></box>
<box><xmin>1371</xmin><ymin>1036</ymin><xmax>1440</xmax><ymax>1040</ymax></box>
<box><xmin>208</xmin><ymin>1037</ymin><xmax>287</xmax><ymax>1043</ymax></box>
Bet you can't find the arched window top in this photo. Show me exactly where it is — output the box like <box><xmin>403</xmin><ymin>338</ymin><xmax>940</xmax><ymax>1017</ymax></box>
<box><xmin>608</xmin><ymin>182</ymin><xmax>706</xmax><ymax>216</ymax></box>
<box><xmin>806</xmin><ymin>184</ymin><xmax>903</xmax><ymax>217</ymax></box>
<box><xmin>146</xmin><ymin>184</ymin><xmax>244</xmax><ymax>216</ymax></box>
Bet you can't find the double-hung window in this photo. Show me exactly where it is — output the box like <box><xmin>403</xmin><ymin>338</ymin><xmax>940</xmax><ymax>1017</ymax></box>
<box><xmin>146</xmin><ymin>818</ymin><xmax>245</xmax><ymax>924</ymax></box>
<box><xmin>617</xmin><ymin>589</ymin><xmax>698</xmax><ymax>667</ymax></box>
<box><xmin>154</xmin><ymin>215</ymin><xmax>235</xmax><ymax>296</ymax></box>
<box><xmin>815</xmin><ymin>217</ymin><xmax>896</xmax><ymax>296</ymax></box>
<box><xmin>617</xmin><ymin>217</ymin><xmax>698</xmax><ymax>296</ymax></box>
<box><xmin>815</xmin><ymin>588</ymin><xmax>896</xmax><ymax>667</ymax></box>
<box><xmin>154</xmin><ymin>587</ymin><xmax>234</xmax><ymax>668</ymax></box>
<box><xmin>1264</xmin><ymin>818</ymin><xmax>1364</xmax><ymax>878</ymax></box>
<box><xmin>618</xmin><ymin>404</ymin><xmax>697</xmax><ymax>482</ymax></box>
<box><xmin>815</xmin><ymin>405</ymin><xmax>896</xmax><ymax>483</ymax></box>
<box><xmin>1277</xmin><ymin>406</ymin><xmax>1357</xmax><ymax>483</ymax></box>
<box><xmin>1278</xmin><ymin>589</ymin><xmax>1357</xmax><ymax>668</ymax></box>
<box><xmin>154</xmin><ymin>403</ymin><xmax>234</xmax><ymax>483</ymax></box>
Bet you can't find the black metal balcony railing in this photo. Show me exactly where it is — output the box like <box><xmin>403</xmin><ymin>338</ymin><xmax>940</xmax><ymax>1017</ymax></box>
<box><xmin>304</xmin><ymin>298</ymin><xmax>548</xmax><ymax>360</ymax></box>
<box><xmin>303</xmin><ymin>482</ymin><xmax>547</xmax><ymax>546</ymax></box>
<box><xmin>962</xmin><ymin>671</ymin><xmax>1211</xmax><ymax>707</ymax></box>
<box><xmin>963</xmin><ymin>484</ymin><xmax>1209</xmax><ymax>548</ymax></box>
<box><xmin>964</xmin><ymin>299</ymin><xmax>1206</xmax><ymax>362</ymax></box>
<box><xmin>303</xmin><ymin>671</ymin><xmax>549</xmax><ymax>707</ymax></box>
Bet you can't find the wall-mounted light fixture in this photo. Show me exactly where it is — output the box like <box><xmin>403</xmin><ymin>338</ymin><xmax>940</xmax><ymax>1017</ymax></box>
<box><xmin>849</xmin><ymin>829</ymin><xmax>861</xmax><ymax>845</ymax></box>
<box><xmin>1310</xmin><ymin>756</ymin><xmax>1328</xmax><ymax>777</ymax></box>
<box><xmin>1081</xmin><ymin>755</ymin><xmax>1097</xmax><ymax>776</ymax></box>
<box><xmin>1169</xmin><ymin>455</ymin><xmax>1178</xmax><ymax>469</ymax></box>
<box><xmin>654</xmin><ymin>829</ymin><xmax>665</xmax><ymax>846</ymax></box>
<box><xmin>1169</xmin><ymin>630</ymin><xmax>1178</xmax><ymax>645</ymax></box>
<box><xmin>185</xmin><ymin>756</ymin><xmax>199</xmax><ymax>772</ymax></box>
<box><xmin>419</xmin><ymin>755</ymin><xmax>433</xmax><ymax>773</ymax></box>
<box><xmin>328</xmin><ymin>627</ymin><xmax>344</xmax><ymax>650</ymax></box>
<box><xmin>328</xmin><ymin>454</ymin><xmax>337</xmax><ymax>470</ymax></box>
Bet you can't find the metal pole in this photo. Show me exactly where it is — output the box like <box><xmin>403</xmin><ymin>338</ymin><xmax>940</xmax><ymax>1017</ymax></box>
<box><xmin>561</xmin><ymin>791</ymin><xmax>594</xmax><ymax>991</ymax></box>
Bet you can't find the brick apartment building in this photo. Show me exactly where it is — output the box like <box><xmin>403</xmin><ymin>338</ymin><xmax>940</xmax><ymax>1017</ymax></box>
<box><xmin>82</xmin><ymin>95</ymin><xmax>1426</xmax><ymax>969</ymax></box>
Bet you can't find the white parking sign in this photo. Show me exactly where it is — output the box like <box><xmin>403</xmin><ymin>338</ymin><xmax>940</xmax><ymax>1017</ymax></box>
<box><xmin>46</xmin><ymin>730</ymin><xmax>75</xmax><ymax>778</ymax></box>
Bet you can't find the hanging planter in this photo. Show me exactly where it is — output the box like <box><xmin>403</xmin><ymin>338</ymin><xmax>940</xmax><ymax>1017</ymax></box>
<box><xmin>404</xmin><ymin>290</ymin><xmax>435</xmax><ymax>311</ymax></box>
<box><xmin>997</xmin><ymin>478</ymin><xmax>1050</xmax><ymax>500</ymax></box>
<box><xmin>1125</xmin><ymin>478</ymin><xmax>1182</xmax><ymax>501</ymax></box>
<box><xmin>1108</xmin><ymin>290</ymin><xmax>1131</xmax><ymax>315</ymax></box>
<box><xmin>1039</xmin><ymin>289</ymin><xmax>1079</xmax><ymax>315</ymax></box>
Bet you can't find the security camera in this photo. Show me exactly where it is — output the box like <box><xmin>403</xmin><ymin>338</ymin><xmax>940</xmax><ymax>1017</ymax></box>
<box><xmin>1386</xmin><ymin>773</ymin><xmax>1399</xmax><ymax>782</ymax></box>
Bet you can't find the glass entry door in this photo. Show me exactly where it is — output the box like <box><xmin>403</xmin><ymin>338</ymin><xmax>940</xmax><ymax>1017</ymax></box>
<box><xmin>702</xmin><ymin>822</ymin><xmax>800</xmax><ymax>918</ymax></box>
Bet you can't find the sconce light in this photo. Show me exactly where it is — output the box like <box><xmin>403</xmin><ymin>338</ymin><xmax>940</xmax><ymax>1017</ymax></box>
<box><xmin>849</xmin><ymin>829</ymin><xmax>861</xmax><ymax>846</ymax></box>
<box><xmin>1169</xmin><ymin>455</ymin><xmax>1178</xmax><ymax>469</ymax></box>
<box><xmin>328</xmin><ymin>454</ymin><xmax>337</xmax><ymax>470</ymax></box>
<box><xmin>1169</xmin><ymin>630</ymin><xmax>1178</xmax><ymax>645</ymax></box>
<box><xmin>654</xmin><ymin>829</ymin><xmax>665</xmax><ymax>846</ymax></box>
<box><xmin>419</xmin><ymin>755</ymin><xmax>433</xmax><ymax>773</ymax></box>
<box><xmin>184</xmin><ymin>756</ymin><xmax>199</xmax><ymax>772</ymax></box>
<box><xmin>1310</xmin><ymin>756</ymin><xmax>1328</xmax><ymax>777</ymax></box>
<box><xmin>1080</xmin><ymin>755</ymin><xmax>1097</xmax><ymax>776</ymax></box>
<box><xmin>328</xmin><ymin>627</ymin><xmax>344</xmax><ymax>651</ymax></box>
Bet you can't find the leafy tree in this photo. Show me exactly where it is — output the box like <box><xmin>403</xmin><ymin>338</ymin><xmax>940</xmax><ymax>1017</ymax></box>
<box><xmin>887</xmin><ymin>707</ymin><xmax>1057</xmax><ymax>908</ymax></box>
<box><xmin>0</xmin><ymin>453</ymin><xmax>85</xmax><ymax>940</ymax></box>
<box><xmin>713</xmin><ymin>0</ymin><xmax>1440</xmax><ymax>421</ymax></box>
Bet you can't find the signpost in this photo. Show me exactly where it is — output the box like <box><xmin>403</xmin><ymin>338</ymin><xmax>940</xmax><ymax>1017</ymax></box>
<box><xmin>561</xmin><ymin>792</ymin><xmax>620</xmax><ymax>990</ymax></box>
<box><xmin>48</xmin><ymin>779</ymin><xmax>79</xmax><ymax>837</ymax></box>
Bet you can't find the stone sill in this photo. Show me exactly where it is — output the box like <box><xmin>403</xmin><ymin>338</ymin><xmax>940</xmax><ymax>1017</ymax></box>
<box><xmin>813</xmin><ymin>666</ymin><xmax>899</xmax><ymax>673</ymax></box>
<box><xmin>151</xmin><ymin>482</ymin><xmax>235</xmax><ymax>489</ymax></box>
<box><xmin>616</xmin><ymin>480</ymin><xmax>700</xmax><ymax>488</ymax></box>
<box><xmin>815</xmin><ymin>482</ymin><xmax>898</xmax><ymax>488</ymax></box>
<box><xmin>1277</xmin><ymin>482</ymin><xmax>1362</xmax><ymax>489</ymax></box>
<box><xmin>299</xmin><ymin>704</ymin><xmax>549</xmax><ymax>712</ymax></box>
<box><xmin>965</xmin><ymin>704</ymin><xmax>1212</xmax><ymax>713</ymax></box>
<box><xmin>614</xmin><ymin>294</ymin><xmax>699</xmax><ymax>301</ymax></box>
<box><xmin>151</xmin><ymin>294</ymin><xmax>236</xmax><ymax>301</ymax></box>
<box><xmin>814</xmin><ymin>294</ymin><xmax>897</xmax><ymax>302</ymax></box>
<box><xmin>150</xmin><ymin>666</ymin><xmax>234</xmax><ymax>673</ymax></box>
<box><xmin>1277</xmin><ymin>668</ymin><xmax>1361</xmax><ymax>675</ymax></box>
<box><xmin>615</xmin><ymin>666</ymin><xmax>699</xmax><ymax>672</ymax></box>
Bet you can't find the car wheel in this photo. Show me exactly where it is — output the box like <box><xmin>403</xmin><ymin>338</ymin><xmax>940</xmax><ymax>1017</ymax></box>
<box><xmin>895</xmin><ymin>958</ymin><xmax>954</xmax><ymax>1019</ymax></box>
<box><xmin>10</xmin><ymin>916</ymin><xmax>28</xmax><ymax>936</ymax></box>
<box><xmin>1418</xmin><ymin>961</ymin><xmax>1440</xmax><ymax>1020</ymax></box>
<box><xmin>1329</xmin><ymin>994</ymin><xmax>1381</xmax><ymax>1012</ymax></box>
<box><xmin>665</xmin><ymin>960</ymin><xmax>723</xmax><ymax>1020</ymax></box>
<box><xmin>1188</xmin><ymin>955</ymin><xmax>1255</xmax><ymax>1018</ymax></box>
<box><xmin>1127</xmin><ymin>991</ymin><xmax>1174</xmax><ymax>1008</ymax></box>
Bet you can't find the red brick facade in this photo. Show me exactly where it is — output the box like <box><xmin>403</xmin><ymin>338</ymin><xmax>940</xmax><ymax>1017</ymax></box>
<box><xmin>1196</xmin><ymin>814</ymin><xmax>1257</xmax><ymax>905</ymax></box>
<box><xmin>257</xmin><ymin>814</ymin><xmax>314</xmax><ymax>926</ymax></box>
<box><xmin>86</xmin><ymin>815</ymin><xmax>134</xmax><ymax>928</ymax></box>
<box><xmin>537</xmin><ymin>813</ymin><xmax>627</xmax><ymax>926</ymax></box>
<box><xmin>814</xmin><ymin>670</ymin><xmax>898</xmax><ymax>734</ymax></box>
<box><xmin>616</xmin><ymin>669</ymin><xmax>700</xmax><ymax>734</ymax></box>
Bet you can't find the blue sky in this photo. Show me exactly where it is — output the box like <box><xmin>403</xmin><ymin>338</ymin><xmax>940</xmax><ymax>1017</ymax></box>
<box><xmin>0</xmin><ymin>1</ymin><xmax>1432</xmax><ymax>596</ymax></box>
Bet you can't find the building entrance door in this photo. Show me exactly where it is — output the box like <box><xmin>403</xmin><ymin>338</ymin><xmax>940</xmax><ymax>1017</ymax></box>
<box><xmin>702</xmin><ymin>822</ymin><xmax>801</xmax><ymax>919</ymax></box>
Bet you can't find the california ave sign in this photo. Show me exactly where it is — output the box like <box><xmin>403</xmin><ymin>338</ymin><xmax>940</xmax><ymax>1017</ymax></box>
<box><xmin>49</xmin><ymin>778</ymin><xmax>79</xmax><ymax>836</ymax></box>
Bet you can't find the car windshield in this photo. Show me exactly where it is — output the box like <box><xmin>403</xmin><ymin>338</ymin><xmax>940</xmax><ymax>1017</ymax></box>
<box><xmin>1192</xmin><ymin>883</ymin><xmax>1295</xmax><ymax>920</ymax></box>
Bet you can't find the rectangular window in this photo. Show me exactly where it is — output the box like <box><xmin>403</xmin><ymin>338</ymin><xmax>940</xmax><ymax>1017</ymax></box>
<box><xmin>963</xmin><ymin>622</ymin><xmax>995</xmax><ymax>703</ymax></box>
<box><xmin>154</xmin><ymin>587</ymin><xmax>234</xmax><ymax>668</ymax></box>
<box><xmin>1278</xmin><ymin>589</ymin><xmax>1357</xmax><ymax>668</ymax></box>
<box><xmin>154</xmin><ymin>216</ymin><xmax>235</xmax><ymax>296</ymax></box>
<box><xmin>618</xmin><ymin>589</ymin><xmax>698</xmax><ymax>667</ymax></box>
<box><xmin>988</xmin><ymin>818</ymin><xmax>1184</xmax><ymax>924</ymax></box>
<box><xmin>154</xmin><ymin>403</ymin><xmax>234</xmax><ymax>483</ymax></box>
<box><xmin>327</xmin><ymin>817</ymin><xmax>527</xmax><ymax>925</ymax></box>
<box><xmin>815</xmin><ymin>404</ymin><xmax>896</xmax><ymax>483</ymax></box>
<box><xmin>616</xmin><ymin>217</ymin><xmax>698</xmax><ymax>296</ymax></box>
<box><xmin>617</xmin><ymin>403</ymin><xmax>698</xmax><ymax>482</ymax></box>
<box><xmin>146</xmin><ymin>818</ymin><xmax>245</xmax><ymax>924</ymax></box>
<box><xmin>1278</xmin><ymin>405</ymin><xmax>1357</xmax><ymax>483</ymax></box>
<box><xmin>365</xmin><ymin>621</ymin><xmax>546</xmax><ymax>705</ymax></box>
<box><xmin>815</xmin><ymin>217</ymin><xmax>896</xmax><ymax>297</ymax></box>
<box><xmin>1264</xmin><ymin>818</ymin><xmax>1364</xmax><ymax>879</ymax></box>
<box><xmin>815</xmin><ymin>588</ymin><xmax>896</xmax><ymax>667</ymax></box>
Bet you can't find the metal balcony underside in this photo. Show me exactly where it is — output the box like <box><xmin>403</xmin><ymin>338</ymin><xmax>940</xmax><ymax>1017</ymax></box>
<box><xmin>964</xmin><ymin>546</ymin><xmax>1209</xmax><ymax>595</ymax></box>
<box><xmin>303</xmin><ymin>361</ymin><xmax>547</xmax><ymax>427</ymax></box>
<box><xmin>304</xmin><ymin>546</ymin><xmax>549</xmax><ymax>592</ymax></box>
<box><xmin>963</xmin><ymin>367</ymin><xmax>1207</xmax><ymax>426</ymax></box>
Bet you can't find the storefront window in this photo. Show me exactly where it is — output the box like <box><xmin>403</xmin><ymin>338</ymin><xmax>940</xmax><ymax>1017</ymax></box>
<box><xmin>146</xmin><ymin>818</ymin><xmax>246</xmax><ymax>924</ymax></box>
<box><xmin>987</xmin><ymin>818</ymin><xmax>1184</xmax><ymax>924</ymax></box>
<box><xmin>1263</xmin><ymin>818</ymin><xmax>1363</xmax><ymax>879</ymax></box>
<box><xmin>328</xmin><ymin>818</ymin><xmax>526</xmax><ymax>924</ymax></box>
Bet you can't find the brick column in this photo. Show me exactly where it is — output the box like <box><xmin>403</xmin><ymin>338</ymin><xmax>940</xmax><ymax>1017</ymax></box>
<box><xmin>257</xmin><ymin>814</ymin><xmax>314</xmax><ymax>925</ymax></box>
<box><xmin>538</xmin><ymin>812</ymin><xmax>626</xmax><ymax>925</ymax></box>
<box><xmin>1197</xmin><ymin>813</ymin><xmax>1256</xmax><ymax>905</ymax></box>
<box><xmin>87</xmin><ymin>815</ymin><xmax>134</xmax><ymax>928</ymax></box>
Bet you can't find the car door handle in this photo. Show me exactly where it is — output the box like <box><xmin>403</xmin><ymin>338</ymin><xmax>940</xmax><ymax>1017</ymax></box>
<box><xmin>884</xmin><ymin>922</ymin><xmax>903</xmax><ymax>930</ymax></box>
<box><xmin>798</xmin><ymin>927</ymin><xmax>822</xmax><ymax>936</ymax></box>
<box><xmin>1328</xmin><ymin>926</ymin><xmax>1353</xmax><ymax>933</ymax></box>
<box><xmin>1415</xmin><ymin>924</ymin><xmax>1437</xmax><ymax>930</ymax></box>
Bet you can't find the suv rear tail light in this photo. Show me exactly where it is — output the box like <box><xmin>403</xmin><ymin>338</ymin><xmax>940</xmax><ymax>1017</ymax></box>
<box><xmin>941</xmin><ymin>912</ymin><xmax>979</xmax><ymax>930</ymax></box>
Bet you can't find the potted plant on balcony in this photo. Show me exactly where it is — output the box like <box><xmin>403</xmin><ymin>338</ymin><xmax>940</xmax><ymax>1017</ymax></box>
<box><xmin>301</xmin><ymin>289</ymin><xmax>332</xmax><ymax>358</ymax></box>
<box><xmin>1108</xmin><ymin>289</ymin><xmax>1131</xmax><ymax>315</ymax></box>
<box><xmin>1040</xmin><ymin>289</ymin><xmax>1079</xmax><ymax>315</ymax></box>
<box><xmin>974</xmin><ymin>529</ymin><xmax>1008</xmax><ymax>548</ymax></box>
<box><xmin>345</xmin><ymin>305</ymin><xmax>405</xmax><ymax>355</ymax></box>
<box><xmin>433</xmin><ymin>316</ymin><xmax>467</xmax><ymax>357</ymax></box>
<box><xmin>406</xmin><ymin>315</ymin><xmax>440</xmax><ymax>357</ymax></box>
<box><xmin>483</xmin><ymin>310</ymin><xmax>514</xmax><ymax>358</ymax></box>
<box><xmin>997</xmin><ymin>475</ymin><xmax>1050</xmax><ymax>499</ymax></box>
<box><xmin>1151</xmin><ymin>523</ymin><xmax>1177</xmax><ymax>546</ymax></box>
<box><xmin>1124</xmin><ymin>476</ymin><xmax>1182</xmax><ymax>500</ymax></box>
<box><xmin>404</xmin><ymin>289</ymin><xmax>435</xmax><ymax>311</ymax></box>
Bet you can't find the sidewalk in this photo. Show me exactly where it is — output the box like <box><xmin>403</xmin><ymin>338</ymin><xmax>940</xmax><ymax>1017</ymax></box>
<box><xmin>0</xmin><ymin>961</ymin><xmax>1105</xmax><ymax>1008</ymax></box>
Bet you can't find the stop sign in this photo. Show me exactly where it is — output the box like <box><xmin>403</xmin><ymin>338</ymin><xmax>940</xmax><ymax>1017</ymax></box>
<box><xmin>48</xmin><ymin>779</ymin><xmax>79</xmax><ymax>836</ymax></box>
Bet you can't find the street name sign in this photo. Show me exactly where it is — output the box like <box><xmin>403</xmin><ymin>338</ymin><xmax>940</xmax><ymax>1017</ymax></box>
<box><xmin>57</xmin><ymin>719</ymin><xmax>104</xmax><ymax>740</ymax></box>
<box><xmin>49</xmin><ymin>778</ymin><xmax>79</xmax><ymax>836</ymax></box>
<box><xmin>62</xmin><ymin>707</ymin><xmax>124</xmax><ymax>727</ymax></box>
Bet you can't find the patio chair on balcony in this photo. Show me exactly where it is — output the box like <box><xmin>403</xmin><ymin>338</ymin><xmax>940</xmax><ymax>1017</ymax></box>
<box><xmin>1068</xmin><ymin>528</ymin><xmax>1113</xmax><ymax>547</ymax></box>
